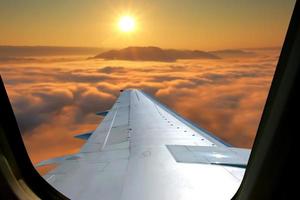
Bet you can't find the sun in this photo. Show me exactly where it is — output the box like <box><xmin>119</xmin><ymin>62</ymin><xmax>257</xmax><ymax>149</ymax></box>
<box><xmin>118</xmin><ymin>16</ymin><xmax>135</xmax><ymax>33</ymax></box>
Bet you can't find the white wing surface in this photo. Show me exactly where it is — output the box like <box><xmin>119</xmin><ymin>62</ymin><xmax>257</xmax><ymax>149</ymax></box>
<box><xmin>41</xmin><ymin>89</ymin><xmax>250</xmax><ymax>200</ymax></box>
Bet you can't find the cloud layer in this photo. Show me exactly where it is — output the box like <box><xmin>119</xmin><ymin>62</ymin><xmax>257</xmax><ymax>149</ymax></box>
<box><xmin>0</xmin><ymin>48</ymin><xmax>279</xmax><ymax>169</ymax></box>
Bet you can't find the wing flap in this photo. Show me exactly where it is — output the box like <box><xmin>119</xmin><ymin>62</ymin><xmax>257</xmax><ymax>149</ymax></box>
<box><xmin>96</xmin><ymin>110</ymin><xmax>109</xmax><ymax>116</ymax></box>
<box><xmin>74</xmin><ymin>131</ymin><xmax>93</xmax><ymax>140</ymax></box>
<box><xmin>167</xmin><ymin>145</ymin><xmax>250</xmax><ymax>168</ymax></box>
<box><xmin>36</xmin><ymin>154</ymin><xmax>79</xmax><ymax>167</ymax></box>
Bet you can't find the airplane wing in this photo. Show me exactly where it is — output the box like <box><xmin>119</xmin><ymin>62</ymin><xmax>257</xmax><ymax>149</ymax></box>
<box><xmin>39</xmin><ymin>89</ymin><xmax>250</xmax><ymax>200</ymax></box>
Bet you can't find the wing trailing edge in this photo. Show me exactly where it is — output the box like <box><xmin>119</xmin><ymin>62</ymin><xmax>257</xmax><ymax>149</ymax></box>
<box><xmin>35</xmin><ymin>154</ymin><xmax>80</xmax><ymax>167</ymax></box>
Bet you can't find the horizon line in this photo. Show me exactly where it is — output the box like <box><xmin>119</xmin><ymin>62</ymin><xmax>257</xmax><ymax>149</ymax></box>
<box><xmin>0</xmin><ymin>44</ymin><xmax>282</xmax><ymax>51</ymax></box>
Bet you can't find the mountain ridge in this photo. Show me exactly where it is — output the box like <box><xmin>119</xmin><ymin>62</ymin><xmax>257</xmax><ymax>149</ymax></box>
<box><xmin>92</xmin><ymin>46</ymin><xmax>220</xmax><ymax>62</ymax></box>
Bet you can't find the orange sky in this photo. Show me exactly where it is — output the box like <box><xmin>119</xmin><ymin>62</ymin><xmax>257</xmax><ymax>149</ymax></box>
<box><xmin>0</xmin><ymin>0</ymin><xmax>296</xmax><ymax>49</ymax></box>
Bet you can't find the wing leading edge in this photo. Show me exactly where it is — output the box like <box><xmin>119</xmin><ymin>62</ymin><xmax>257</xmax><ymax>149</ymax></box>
<box><xmin>41</xmin><ymin>89</ymin><xmax>250</xmax><ymax>200</ymax></box>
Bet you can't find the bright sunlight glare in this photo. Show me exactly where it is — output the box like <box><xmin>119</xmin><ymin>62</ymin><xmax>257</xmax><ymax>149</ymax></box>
<box><xmin>118</xmin><ymin>16</ymin><xmax>135</xmax><ymax>33</ymax></box>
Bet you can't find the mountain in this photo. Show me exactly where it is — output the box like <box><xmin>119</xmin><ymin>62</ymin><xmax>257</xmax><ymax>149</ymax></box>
<box><xmin>0</xmin><ymin>56</ymin><xmax>37</xmax><ymax>62</ymax></box>
<box><xmin>92</xmin><ymin>46</ymin><xmax>220</xmax><ymax>62</ymax></box>
<box><xmin>209</xmin><ymin>49</ymin><xmax>255</xmax><ymax>58</ymax></box>
<box><xmin>0</xmin><ymin>46</ymin><xmax>104</xmax><ymax>57</ymax></box>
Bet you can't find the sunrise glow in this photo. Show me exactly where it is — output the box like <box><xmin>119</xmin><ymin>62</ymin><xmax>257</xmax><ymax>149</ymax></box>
<box><xmin>118</xmin><ymin>16</ymin><xmax>135</xmax><ymax>33</ymax></box>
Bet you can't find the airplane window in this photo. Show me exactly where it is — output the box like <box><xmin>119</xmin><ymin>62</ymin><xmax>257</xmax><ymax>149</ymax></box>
<box><xmin>0</xmin><ymin>0</ymin><xmax>296</xmax><ymax>199</ymax></box>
